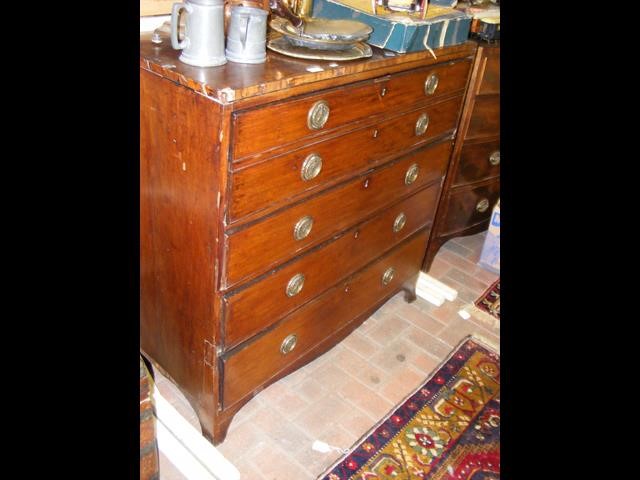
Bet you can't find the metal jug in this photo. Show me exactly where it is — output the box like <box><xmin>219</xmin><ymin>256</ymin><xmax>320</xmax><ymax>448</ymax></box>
<box><xmin>225</xmin><ymin>6</ymin><xmax>268</xmax><ymax>64</ymax></box>
<box><xmin>171</xmin><ymin>0</ymin><xmax>227</xmax><ymax>67</ymax></box>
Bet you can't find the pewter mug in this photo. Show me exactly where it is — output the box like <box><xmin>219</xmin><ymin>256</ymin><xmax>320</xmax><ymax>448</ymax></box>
<box><xmin>225</xmin><ymin>6</ymin><xmax>268</xmax><ymax>64</ymax></box>
<box><xmin>171</xmin><ymin>0</ymin><xmax>227</xmax><ymax>67</ymax></box>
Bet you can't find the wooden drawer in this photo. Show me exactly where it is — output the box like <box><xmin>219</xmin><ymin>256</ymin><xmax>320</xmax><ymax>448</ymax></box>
<box><xmin>229</xmin><ymin>96</ymin><xmax>463</xmax><ymax>222</ymax></box>
<box><xmin>231</xmin><ymin>60</ymin><xmax>471</xmax><ymax>160</ymax></box>
<box><xmin>451</xmin><ymin>139</ymin><xmax>500</xmax><ymax>187</ymax></box>
<box><xmin>466</xmin><ymin>95</ymin><xmax>499</xmax><ymax>139</ymax></box>
<box><xmin>223</xmin><ymin>184</ymin><xmax>440</xmax><ymax>348</ymax></box>
<box><xmin>222</xmin><ymin>229</ymin><xmax>429</xmax><ymax>408</ymax></box>
<box><xmin>439</xmin><ymin>179</ymin><xmax>500</xmax><ymax>236</ymax></box>
<box><xmin>477</xmin><ymin>48</ymin><xmax>499</xmax><ymax>95</ymax></box>
<box><xmin>223</xmin><ymin>140</ymin><xmax>452</xmax><ymax>288</ymax></box>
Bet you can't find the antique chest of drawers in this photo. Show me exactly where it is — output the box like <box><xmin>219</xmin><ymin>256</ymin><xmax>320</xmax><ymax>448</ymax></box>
<box><xmin>140</xmin><ymin>33</ymin><xmax>476</xmax><ymax>444</ymax></box>
<box><xmin>423</xmin><ymin>40</ymin><xmax>500</xmax><ymax>271</ymax></box>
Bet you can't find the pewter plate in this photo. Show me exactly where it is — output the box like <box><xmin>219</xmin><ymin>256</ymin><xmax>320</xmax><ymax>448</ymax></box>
<box><xmin>270</xmin><ymin>16</ymin><xmax>372</xmax><ymax>44</ymax></box>
<box><xmin>267</xmin><ymin>36</ymin><xmax>372</xmax><ymax>61</ymax></box>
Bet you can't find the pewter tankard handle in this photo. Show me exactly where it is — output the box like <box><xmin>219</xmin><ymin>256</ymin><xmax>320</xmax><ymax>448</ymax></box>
<box><xmin>171</xmin><ymin>2</ymin><xmax>192</xmax><ymax>50</ymax></box>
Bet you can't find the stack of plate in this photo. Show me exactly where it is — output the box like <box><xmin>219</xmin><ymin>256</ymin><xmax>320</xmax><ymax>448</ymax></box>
<box><xmin>268</xmin><ymin>16</ymin><xmax>374</xmax><ymax>61</ymax></box>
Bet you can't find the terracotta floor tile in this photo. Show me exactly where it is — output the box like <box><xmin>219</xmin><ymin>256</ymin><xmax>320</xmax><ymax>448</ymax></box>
<box><xmin>379</xmin><ymin>366</ymin><xmax>426</xmax><ymax>405</ymax></box>
<box><xmin>436</xmin><ymin>248</ymin><xmax>478</xmax><ymax>273</ymax></box>
<box><xmin>446</xmin><ymin>267</ymin><xmax>494</xmax><ymax>293</ymax></box>
<box><xmin>440</xmin><ymin>275</ymin><xmax>481</xmax><ymax>304</ymax></box>
<box><xmin>257</xmin><ymin>381</ymin><xmax>310</xmax><ymax>418</ymax></box>
<box><xmin>336</xmin><ymin>378</ymin><xmax>394</xmax><ymax>420</ymax></box>
<box><xmin>442</xmin><ymin>239</ymin><xmax>474</xmax><ymax>258</ymax></box>
<box><xmin>334</xmin><ymin>347</ymin><xmax>389</xmax><ymax>391</ymax></box>
<box><xmin>217</xmin><ymin>417</ymin><xmax>270</xmax><ymax>464</ymax></box>
<box><xmin>426</xmin><ymin>256</ymin><xmax>454</xmax><ymax>280</ymax></box>
<box><xmin>341</xmin><ymin>330</ymin><xmax>379</xmax><ymax>359</ymax></box>
<box><xmin>405</xmin><ymin>325</ymin><xmax>456</xmax><ymax>360</ymax></box>
<box><xmin>294</xmin><ymin>394</ymin><xmax>354</xmax><ymax>439</ymax></box>
<box><xmin>249</xmin><ymin>443</ymin><xmax>311</xmax><ymax>480</ymax></box>
<box><xmin>296</xmin><ymin>376</ymin><xmax>327</xmax><ymax>403</ymax></box>
<box><xmin>395</xmin><ymin>301</ymin><xmax>446</xmax><ymax>335</ymax></box>
<box><xmin>452</xmin><ymin>232</ymin><xmax>486</xmax><ymax>251</ymax></box>
<box><xmin>438</xmin><ymin>316</ymin><xmax>499</xmax><ymax>350</ymax></box>
<box><xmin>252</xmin><ymin>410</ymin><xmax>314</xmax><ymax>457</ymax></box>
<box><xmin>366</xmin><ymin>313</ymin><xmax>410</xmax><ymax>346</ymax></box>
<box><xmin>412</xmin><ymin>352</ymin><xmax>440</xmax><ymax>375</ymax></box>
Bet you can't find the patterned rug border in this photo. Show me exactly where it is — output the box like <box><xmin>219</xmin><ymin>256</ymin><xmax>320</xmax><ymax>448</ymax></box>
<box><xmin>461</xmin><ymin>279</ymin><xmax>500</xmax><ymax>330</ymax></box>
<box><xmin>316</xmin><ymin>334</ymin><xmax>499</xmax><ymax>479</ymax></box>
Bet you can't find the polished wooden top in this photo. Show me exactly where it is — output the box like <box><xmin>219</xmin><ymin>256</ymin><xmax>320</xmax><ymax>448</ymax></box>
<box><xmin>140</xmin><ymin>32</ymin><xmax>477</xmax><ymax>104</ymax></box>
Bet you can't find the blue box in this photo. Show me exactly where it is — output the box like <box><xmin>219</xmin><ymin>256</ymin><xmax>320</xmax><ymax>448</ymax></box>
<box><xmin>312</xmin><ymin>0</ymin><xmax>472</xmax><ymax>53</ymax></box>
<box><xmin>478</xmin><ymin>200</ymin><xmax>500</xmax><ymax>274</ymax></box>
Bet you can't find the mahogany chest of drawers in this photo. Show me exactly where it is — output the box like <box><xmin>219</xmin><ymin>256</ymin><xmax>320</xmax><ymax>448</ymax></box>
<box><xmin>423</xmin><ymin>40</ymin><xmax>500</xmax><ymax>271</ymax></box>
<box><xmin>140</xmin><ymin>33</ymin><xmax>476</xmax><ymax>445</ymax></box>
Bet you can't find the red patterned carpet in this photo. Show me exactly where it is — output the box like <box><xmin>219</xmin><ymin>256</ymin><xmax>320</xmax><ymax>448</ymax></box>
<box><xmin>475</xmin><ymin>280</ymin><xmax>500</xmax><ymax>322</ymax></box>
<box><xmin>318</xmin><ymin>336</ymin><xmax>500</xmax><ymax>479</ymax></box>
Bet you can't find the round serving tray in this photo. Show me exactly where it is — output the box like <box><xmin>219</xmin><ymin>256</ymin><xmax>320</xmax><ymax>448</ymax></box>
<box><xmin>269</xmin><ymin>16</ymin><xmax>372</xmax><ymax>50</ymax></box>
<box><xmin>267</xmin><ymin>35</ymin><xmax>372</xmax><ymax>61</ymax></box>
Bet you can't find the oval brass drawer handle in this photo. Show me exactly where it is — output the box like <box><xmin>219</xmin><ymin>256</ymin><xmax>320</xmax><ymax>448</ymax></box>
<box><xmin>415</xmin><ymin>113</ymin><xmax>429</xmax><ymax>136</ymax></box>
<box><xmin>293</xmin><ymin>215</ymin><xmax>314</xmax><ymax>241</ymax></box>
<box><xmin>393</xmin><ymin>212</ymin><xmax>407</xmax><ymax>233</ymax></box>
<box><xmin>280</xmin><ymin>334</ymin><xmax>298</xmax><ymax>355</ymax></box>
<box><xmin>307</xmin><ymin>100</ymin><xmax>330</xmax><ymax>130</ymax></box>
<box><xmin>424</xmin><ymin>73</ymin><xmax>439</xmax><ymax>95</ymax></box>
<box><xmin>476</xmin><ymin>198</ymin><xmax>490</xmax><ymax>213</ymax></box>
<box><xmin>489</xmin><ymin>150</ymin><xmax>500</xmax><ymax>166</ymax></box>
<box><xmin>405</xmin><ymin>163</ymin><xmax>420</xmax><ymax>185</ymax></box>
<box><xmin>286</xmin><ymin>273</ymin><xmax>305</xmax><ymax>297</ymax></box>
<box><xmin>301</xmin><ymin>153</ymin><xmax>323</xmax><ymax>181</ymax></box>
<box><xmin>382</xmin><ymin>267</ymin><xmax>395</xmax><ymax>286</ymax></box>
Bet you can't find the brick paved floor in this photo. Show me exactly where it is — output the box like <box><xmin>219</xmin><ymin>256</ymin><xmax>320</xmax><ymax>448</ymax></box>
<box><xmin>154</xmin><ymin>231</ymin><xmax>499</xmax><ymax>479</ymax></box>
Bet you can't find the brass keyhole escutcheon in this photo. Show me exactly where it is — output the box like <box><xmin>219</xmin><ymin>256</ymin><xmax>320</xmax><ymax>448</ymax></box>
<box><xmin>424</xmin><ymin>73</ymin><xmax>439</xmax><ymax>95</ymax></box>
<box><xmin>415</xmin><ymin>113</ymin><xmax>429</xmax><ymax>136</ymax></box>
<box><xmin>489</xmin><ymin>150</ymin><xmax>500</xmax><ymax>166</ymax></box>
<box><xmin>393</xmin><ymin>212</ymin><xmax>407</xmax><ymax>233</ymax></box>
<box><xmin>280</xmin><ymin>334</ymin><xmax>298</xmax><ymax>355</ymax></box>
<box><xmin>307</xmin><ymin>100</ymin><xmax>330</xmax><ymax>130</ymax></box>
<box><xmin>382</xmin><ymin>267</ymin><xmax>395</xmax><ymax>286</ymax></box>
<box><xmin>405</xmin><ymin>163</ymin><xmax>419</xmax><ymax>185</ymax></box>
<box><xmin>476</xmin><ymin>198</ymin><xmax>490</xmax><ymax>213</ymax></box>
<box><xmin>301</xmin><ymin>153</ymin><xmax>323</xmax><ymax>181</ymax></box>
<box><xmin>293</xmin><ymin>215</ymin><xmax>314</xmax><ymax>241</ymax></box>
<box><xmin>286</xmin><ymin>273</ymin><xmax>305</xmax><ymax>297</ymax></box>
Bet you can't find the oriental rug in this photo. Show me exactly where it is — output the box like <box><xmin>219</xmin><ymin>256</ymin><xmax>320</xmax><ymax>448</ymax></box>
<box><xmin>461</xmin><ymin>279</ymin><xmax>500</xmax><ymax>329</ymax></box>
<box><xmin>317</xmin><ymin>336</ymin><xmax>500</xmax><ymax>479</ymax></box>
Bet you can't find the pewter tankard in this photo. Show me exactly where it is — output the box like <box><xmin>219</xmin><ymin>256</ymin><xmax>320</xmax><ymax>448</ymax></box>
<box><xmin>171</xmin><ymin>0</ymin><xmax>227</xmax><ymax>67</ymax></box>
<box><xmin>225</xmin><ymin>6</ymin><xmax>268</xmax><ymax>64</ymax></box>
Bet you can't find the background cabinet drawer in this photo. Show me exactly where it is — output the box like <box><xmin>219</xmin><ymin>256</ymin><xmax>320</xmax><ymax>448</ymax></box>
<box><xmin>465</xmin><ymin>95</ymin><xmax>499</xmax><ymax>139</ymax></box>
<box><xmin>223</xmin><ymin>140</ymin><xmax>452</xmax><ymax>288</ymax></box>
<box><xmin>439</xmin><ymin>179</ymin><xmax>500</xmax><ymax>236</ymax></box>
<box><xmin>229</xmin><ymin>96</ymin><xmax>463</xmax><ymax>222</ymax></box>
<box><xmin>452</xmin><ymin>139</ymin><xmax>500</xmax><ymax>187</ymax></box>
<box><xmin>221</xmin><ymin>230</ymin><xmax>429</xmax><ymax>409</ymax></box>
<box><xmin>223</xmin><ymin>184</ymin><xmax>440</xmax><ymax>348</ymax></box>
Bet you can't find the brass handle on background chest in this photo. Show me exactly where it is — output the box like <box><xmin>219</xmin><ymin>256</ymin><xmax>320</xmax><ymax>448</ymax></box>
<box><xmin>293</xmin><ymin>215</ymin><xmax>314</xmax><ymax>240</ymax></box>
<box><xmin>476</xmin><ymin>198</ymin><xmax>490</xmax><ymax>213</ymax></box>
<box><xmin>307</xmin><ymin>100</ymin><xmax>330</xmax><ymax>130</ymax></box>
<box><xmin>280</xmin><ymin>334</ymin><xmax>298</xmax><ymax>355</ymax></box>
<box><xmin>382</xmin><ymin>267</ymin><xmax>395</xmax><ymax>286</ymax></box>
<box><xmin>489</xmin><ymin>150</ymin><xmax>500</xmax><ymax>166</ymax></box>
<box><xmin>405</xmin><ymin>163</ymin><xmax>420</xmax><ymax>185</ymax></box>
<box><xmin>301</xmin><ymin>153</ymin><xmax>323</xmax><ymax>181</ymax></box>
<box><xmin>286</xmin><ymin>273</ymin><xmax>305</xmax><ymax>297</ymax></box>
<box><xmin>415</xmin><ymin>113</ymin><xmax>429</xmax><ymax>136</ymax></box>
<box><xmin>393</xmin><ymin>212</ymin><xmax>407</xmax><ymax>233</ymax></box>
<box><xmin>424</xmin><ymin>73</ymin><xmax>439</xmax><ymax>95</ymax></box>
